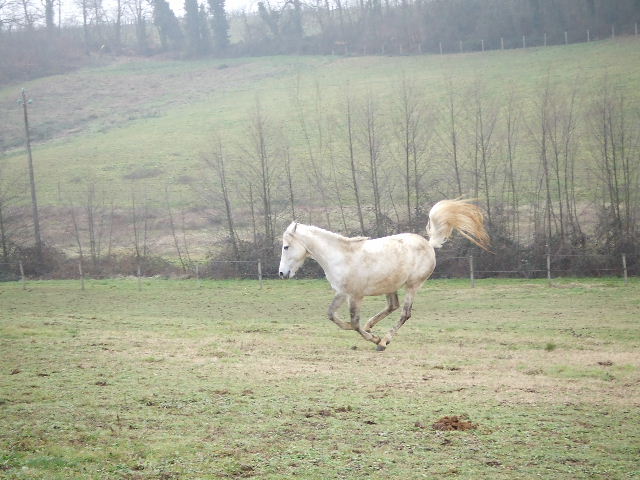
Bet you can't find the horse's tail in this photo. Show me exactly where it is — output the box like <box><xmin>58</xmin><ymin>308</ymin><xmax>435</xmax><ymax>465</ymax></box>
<box><xmin>427</xmin><ymin>198</ymin><xmax>490</xmax><ymax>251</ymax></box>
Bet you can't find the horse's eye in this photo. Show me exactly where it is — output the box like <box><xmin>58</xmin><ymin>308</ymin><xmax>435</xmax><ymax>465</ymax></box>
<box><xmin>283</xmin><ymin>246</ymin><xmax>289</xmax><ymax>250</ymax></box>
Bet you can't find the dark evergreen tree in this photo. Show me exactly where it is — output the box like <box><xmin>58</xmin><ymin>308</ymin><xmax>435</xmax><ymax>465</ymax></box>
<box><xmin>184</xmin><ymin>0</ymin><xmax>204</xmax><ymax>56</ymax></box>
<box><xmin>199</xmin><ymin>3</ymin><xmax>213</xmax><ymax>54</ymax></box>
<box><xmin>153</xmin><ymin>0</ymin><xmax>183</xmax><ymax>51</ymax></box>
<box><xmin>208</xmin><ymin>0</ymin><xmax>230</xmax><ymax>52</ymax></box>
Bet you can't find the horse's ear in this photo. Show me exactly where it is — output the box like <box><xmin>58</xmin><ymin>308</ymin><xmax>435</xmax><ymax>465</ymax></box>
<box><xmin>292</xmin><ymin>222</ymin><xmax>298</xmax><ymax>233</ymax></box>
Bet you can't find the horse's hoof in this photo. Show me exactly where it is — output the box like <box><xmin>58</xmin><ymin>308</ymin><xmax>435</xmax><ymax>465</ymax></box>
<box><xmin>376</xmin><ymin>344</ymin><xmax>387</xmax><ymax>352</ymax></box>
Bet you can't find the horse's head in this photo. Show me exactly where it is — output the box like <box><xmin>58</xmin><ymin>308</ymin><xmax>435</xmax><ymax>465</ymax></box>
<box><xmin>279</xmin><ymin>222</ymin><xmax>308</xmax><ymax>279</ymax></box>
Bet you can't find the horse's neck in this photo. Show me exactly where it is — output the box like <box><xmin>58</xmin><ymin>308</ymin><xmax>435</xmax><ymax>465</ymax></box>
<box><xmin>299</xmin><ymin>226</ymin><xmax>346</xmax><ymax>272</ymax></box>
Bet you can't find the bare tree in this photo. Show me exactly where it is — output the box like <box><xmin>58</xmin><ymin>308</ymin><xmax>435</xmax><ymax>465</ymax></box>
<box><xmin>471</xmin><ymin>84</ymin><xmax>498</xmax><ymax>226</ymax></box>
<box><xmin>590</xmin><ymin>81</ymin><xmax>640</xmax><ymax>249</ymax></box>
<box><xmin>293</xmin><ymin>77</ymin><xmax>332</xmax><ymax>228</ymax></box>
<box><xmin>202</xmin><ymin>140</ymin><xmax>240</xmax><ymax>260</ymax></box>
<box><xmin>249</xmin><ymin>98</ymin><xmax>276</xmax><ymax>253</ymax></box>
<box><xmin>394</xmin><ymin>75</ymin><xmax>427</xmax><ymax>230</ymax></box>
<box><xmin>362</xmin><ymin>93</ymin><xmax>384</xmax><ymax>237</ymax></box>
<box><xmin>446</xmin><ymin>81</ymin><xmax>463</xmax><ymax>196</ymax></box>
<box><xmin>165</xmin><ymin>185</ymin><xmax>188</xmax><ymax>271</ymax></box>
<box><xmin>344</xmin><ymin>93</ymin><xmax>365</xmax><ymax>235</ymax></box>
<box><xmin>504</xmin><ymin>91</ymin><xmax>521</xmax><ymax>244</ymax></box>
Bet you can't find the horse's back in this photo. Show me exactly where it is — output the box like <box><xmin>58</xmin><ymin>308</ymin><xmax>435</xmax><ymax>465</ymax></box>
<box><xmin>349</xmin><ymin>233</ymin><xmax>435</xmax><ymax>295</ymax></box>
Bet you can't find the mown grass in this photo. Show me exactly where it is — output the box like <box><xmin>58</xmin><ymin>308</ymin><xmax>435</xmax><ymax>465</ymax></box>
<box><xmin>1</xmin><ymin>277</ymin><xmax>639</xmax><ymax>479</ymax></box>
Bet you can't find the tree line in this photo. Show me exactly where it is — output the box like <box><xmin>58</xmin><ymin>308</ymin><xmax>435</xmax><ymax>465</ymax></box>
<box><xmin>2</xmin><ymin>0</ymin><xmax>640</xmax><ymax>83</ymax></box>
<box><xmin>2</xmin><ymin>75</ymin><xmax>637</xmax><ymax>279</ymax></box>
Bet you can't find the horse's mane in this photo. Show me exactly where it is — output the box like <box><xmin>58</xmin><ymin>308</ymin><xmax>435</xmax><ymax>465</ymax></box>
<box><xmin>302</xmin><ymin>224</ymin><xmax>369</xmax><ymax>243</ymax></box>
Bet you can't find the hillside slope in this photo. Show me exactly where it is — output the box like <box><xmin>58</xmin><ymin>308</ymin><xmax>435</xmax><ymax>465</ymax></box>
<box><xmin>1</xmin><ymin>38</ymin><xmax>639</xmax><ymax>256</ymax></box>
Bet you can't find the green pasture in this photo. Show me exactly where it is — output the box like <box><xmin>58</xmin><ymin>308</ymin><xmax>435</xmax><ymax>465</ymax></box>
<box><xmin>1</xmin><ymin>277</ymin><xmax>639</xmax><ymax>479</ymax></box>
<box><xmin>1</xmin><ymin>38</ymin><xmax>640</xmax><ymax>207</ymax></box>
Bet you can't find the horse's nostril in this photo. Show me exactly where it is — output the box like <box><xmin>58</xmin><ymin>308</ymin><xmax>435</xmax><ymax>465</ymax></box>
<box><xmin>279</xmin><ymin>272</ymin><xmax>284</xmax><ymax>277</ymax></box>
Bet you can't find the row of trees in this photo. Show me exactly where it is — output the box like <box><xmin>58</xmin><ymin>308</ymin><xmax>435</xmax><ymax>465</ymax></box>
<box><xmin>1</xmin><ymin>76</ymin><xmax>638</xmax><ymax>278</ymax></box>
<box><xmin>2</xmin><ymin>0</ymin><xmax>640</xmax><ymax>83</ymax></box>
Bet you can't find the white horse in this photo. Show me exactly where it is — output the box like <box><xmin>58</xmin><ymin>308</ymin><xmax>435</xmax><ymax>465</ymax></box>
<box><xmin>278</xmin><ymin>199</ymin><xmax>490</xmax><ymax>350</ymax></box>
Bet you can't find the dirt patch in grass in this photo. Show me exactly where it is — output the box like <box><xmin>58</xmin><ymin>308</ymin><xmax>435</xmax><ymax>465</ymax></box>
<box><xmin>431</xmin><ymin>416</ymin><xmax>477</xmax><ymax>431</ymax></box>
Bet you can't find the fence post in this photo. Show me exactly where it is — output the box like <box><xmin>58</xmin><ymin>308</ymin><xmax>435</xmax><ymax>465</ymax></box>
<box><xmin>195</xmin><ymin>264</ymin><xmax>199</xmax><ymax>281</ymax></box>
<box><xmin>564</xmin><ymin>31</ymin><xmax>567</xmax><ymax>44</ymax></box>
<box><xmin>19</xmin><ymin>261</ymin><xmax>25</xmax><ymax>290</ymax></box>
<box><xmin>622</xmin><ymin>254</ymin><xmax>628</xmax><ymax>284</ymax></box>
<box><xmin>481</xmin><ymin>39</ymin><xmax>484</xmax><ymax>52</ymax></box>
<box><xmin>545</xmin><ymin>32</ymin><xmax>548</xmax><ymax>46</ymax></box>
<box><xmin>257</xmin><ymin>259</ymin><xmax>263</xmax><ymax>289</ymax></box>
<box><xmin>546</xmin><ymin>253</ymin><xmax>552</xmax><ymax>287</ymax></box>
<box><xmin>635</xmin><ymin>23</ymin><xmax>638</xmax><ymax>36</ymax></box>
<box><xmin>522</xmin><ymin>35</ymin><xmax>526</xmax><ymax>48</ymax></box>
<box><xmin>439</xmin><ymin>41</ymin><xmax>443</xmax><ymax>55</ymax></box>
<box><xmin>587</xmin><ymin>29</ymin><xmax>590</xmax><ymax>42</ymax></box>
<box><xmin>459</xmin><ymin>40</ymin><xmax>462</xmax><ymax>53</ymax></box>
<box><xmin>500</xmin><ymin>37</ymin><xmax>504</xmax><ymax>50</ymax></box>
<box><xmin>469</xmin><ymin>255</ymin><xmax>475</xmax><ymax>288</ymax></box>
<box><xmin>611</xmin><ymin>24</ymin><xmax>615</xmax><ymax>39</ymax></box>
<box><xmin>79</xmin><ymin>261</ymin><xmax>85</xmax><ymax>291</ymax></box>
<box><xmin>137</xmin><ymin>264</ymin><xmax>142</xmax><ymax>292</ymax></box>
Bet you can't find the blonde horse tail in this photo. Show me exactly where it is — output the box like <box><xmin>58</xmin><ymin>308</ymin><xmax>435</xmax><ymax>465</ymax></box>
<box><xmin>427</xmin><ymin>199</ymin><xmax>490</xmax><ymax>251</ymax></box>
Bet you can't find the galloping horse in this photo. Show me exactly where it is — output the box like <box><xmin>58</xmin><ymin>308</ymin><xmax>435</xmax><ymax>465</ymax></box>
<box><xmin>278</xmin><ymin>199</ymin><xmax>490</xmax><ymax>350</ymax></box>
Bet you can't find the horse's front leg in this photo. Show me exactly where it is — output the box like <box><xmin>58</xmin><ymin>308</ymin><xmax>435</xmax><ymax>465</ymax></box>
<box><xmin>377</xmin><ymin>288</ymin><xmax>416</xmax><ymax>351</ymax></box>
<box><xmin>349</xmin><ymin>296</ymin><xmax>381</xmax><ymax>346</ymax></box>
<box><xmin>364</xmin><ymin>292</ymin><xmax>400</xmax><ymax>332</ymax></box>
<box><xmin>327</xmin><ymin>293</ymin><xmax>353</xmax><ymax>330</ymax></box>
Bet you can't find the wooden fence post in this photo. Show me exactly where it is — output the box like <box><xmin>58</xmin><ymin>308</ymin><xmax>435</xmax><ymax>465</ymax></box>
<box><xmin>439</xmin><ymin>42</ymin><xmax>443</xmax><ymax>55</ymax></box>
<box><xmin>622</xmin><ymin>254</ymin><xmax>628</xmax><ymax>284</ymax></box>
<box><xmin>19</xmin><ymin>261</ymin><xmax>25</xmax><ymax>290</ymax></box>
<box><xmin>501</xmin><ymin>37</ymin><xmax>504</xmax><ymax>50</ymax></box>
<box><xmin>587</xmin><ymin>29</ymin><xmax>590</xmax><ymax>42</ymax></box>
<box><xmin>469</xmin><ymin>255</ymin><xmax>475</xmax><ymax>288</ymax></box>
<box><xmin>522</xmin><ymin>35</ymin><xmax>526</xmax><ymax>48</ymax></box>
<box><xmin>258</xmin><ymin>259</ymin><xmax>263</xmax><ymax>289</ymax></box>
<box><xmin>564</xmin><ymin>31</ymin><xmax>567</xmax><ymax>44</ymax></box>
<box><xmin>137</xmin><ymin>264</ymin><xmax>142</xmax><ymax>292</ymax></box>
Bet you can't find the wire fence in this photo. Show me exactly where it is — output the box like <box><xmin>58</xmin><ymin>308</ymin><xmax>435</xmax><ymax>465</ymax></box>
<box><xmin>1</xmin><ymin>253</ymin><xmax>637</xmax><ymax>290</ymax></box>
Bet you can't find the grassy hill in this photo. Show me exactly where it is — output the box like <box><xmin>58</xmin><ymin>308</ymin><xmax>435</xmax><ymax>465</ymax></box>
<box><xmin>1</xmin><ymin>37</ymin><xmax>639</xmax><ymax>256</ymax></box>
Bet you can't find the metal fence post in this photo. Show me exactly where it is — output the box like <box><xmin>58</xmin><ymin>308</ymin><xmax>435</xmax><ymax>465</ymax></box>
<box><xmin>546</xmin><ymin>254</ymin><xmax>552</xmax><ymax>286</ymax></box>
<box><xmin>469</xmin><ymin>255</ymin><xmax>475</xmax><ymax>288</ymax></box>
<box><xmin>258</xmin><ymin>259</ymin><xmax>263</xmax><ymax>289</ymax></box>
<box><xmin>19</xmin><ymin>261</ymin><xmax>25</xmax><ymax>290</ymax></box>
<box><xmin>622</xmin><ymin>254</ymin><xmax>628</xmax><ymax>284</ymax></box>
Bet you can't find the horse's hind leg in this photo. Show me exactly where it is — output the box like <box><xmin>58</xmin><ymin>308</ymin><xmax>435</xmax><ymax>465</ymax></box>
<box><xmin>364</xmin><ymin>293</ymin><xmax>400</xmax><ymax>332</ymax></box>
<box><xmin>328</xmin><ymin>293</ymin><xmax>353</xmax><ymax>330</ymax></box>
<box><xmin>349</xmin><ymin>296</ymin><xmax>381</xmax><ymax>345</ymax></box>
<box><xmin>377</xmin><ymin>288</ymin><xmax>417</xmax><ymax>351</ymax></box>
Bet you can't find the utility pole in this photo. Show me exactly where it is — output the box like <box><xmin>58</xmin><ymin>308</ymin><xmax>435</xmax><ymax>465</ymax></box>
<box><xmin>20</xmin><ymin>89</ymin><xmax>42</xmax><ymax>263</ymax></box>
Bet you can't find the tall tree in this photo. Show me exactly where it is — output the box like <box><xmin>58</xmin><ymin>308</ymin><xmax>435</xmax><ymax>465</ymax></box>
<box><xmin>153</xmin><ymin>0</ymin><xmax>183</xmax><ymax>51</ymax></box>
<box><xmin>184</xmin><ymin>0</ymin><xmax>207</xmax><ymax>55</ymax></box>
<box><xmin>208</xmin><ymin>0</ymin><xmax>229</xmax><ymax>52</ymax></box>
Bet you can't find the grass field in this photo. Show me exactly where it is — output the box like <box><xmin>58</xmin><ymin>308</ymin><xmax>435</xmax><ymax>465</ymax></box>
<box><xmin>1</xmin><ymin>277</ymin><xmax>639</xmax><ymax>479</ymax></box>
